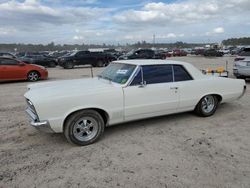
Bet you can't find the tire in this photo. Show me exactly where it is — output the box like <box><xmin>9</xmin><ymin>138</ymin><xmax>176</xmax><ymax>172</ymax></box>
<box><xmin>96</xmin><ymin>60</ymin><xmax>104</xmax><ymax>67</ymax></box>
<box><xmin>48</xmin><ymin>61</ymin><xmax>56</xmax><ymax>68</ymax></box>
<box><xmin>64</xmin><ymin>110</ymin><xmax>105</xmax><ymax>146</ymax></box>
<box><xmin>27</xmin><ymin>71</ymin><xmax>40</xmax><ymax>82</ymax></box>
<box><xmin>64</xmin><ymin>62</ymin><xmax>74</xmax><ymax>69</ymax></box>
<box><xmin>195</xmin><ymin>95</ymin><xmax>219</xmax><ymax>117</ymax></box>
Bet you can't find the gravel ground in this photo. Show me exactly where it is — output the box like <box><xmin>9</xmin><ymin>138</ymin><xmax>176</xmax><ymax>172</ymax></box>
<box><xmin>0</xmin><ymin>56</ymin><xmax>250</xmax><ymax>188</ymax></box>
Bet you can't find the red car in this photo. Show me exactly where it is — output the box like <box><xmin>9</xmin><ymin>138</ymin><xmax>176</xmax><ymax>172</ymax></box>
<box><xmin>173</xmin><ymin>49</ymin><xmax>187</xmax><ymax>56</ymax></box>
<box><xmin>0</xmin><ymin>57</ymin><xmax>48</xmax><ymax>82</ymax></box>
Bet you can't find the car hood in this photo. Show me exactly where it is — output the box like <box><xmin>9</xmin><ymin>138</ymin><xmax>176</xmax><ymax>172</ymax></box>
<box><xmin>24</xmin><ymin>78</ymin><xmax>118</xmax><ymax>101</ymax></box>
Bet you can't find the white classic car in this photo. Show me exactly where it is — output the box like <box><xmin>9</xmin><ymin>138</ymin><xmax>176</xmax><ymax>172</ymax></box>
<box><xmin>24</xmin><ymin>60</ymin><xmax>246</xmax><ymax>145</ymax></box>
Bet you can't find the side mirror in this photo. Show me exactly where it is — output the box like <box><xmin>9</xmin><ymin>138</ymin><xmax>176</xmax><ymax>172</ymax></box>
<box><xmin>138</xmin><ymin>81</ymin><xmax>146</xmax><ymax>88</ymax></box>
<box><xmin>19</xmin><ymin>62</ymin><xmax>26</xmax><ymax>66</ymax></box>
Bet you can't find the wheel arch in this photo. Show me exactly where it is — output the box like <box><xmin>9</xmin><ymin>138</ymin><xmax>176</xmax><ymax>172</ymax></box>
<box><xmin>195</xmin><ymin>93</ymin><xmax>223</xmax><ymax>107</ymax></box>
<box><xmin>63</xmin><ymin>107</ymin><xmax>110</xmax><ymax>131</ymax></box>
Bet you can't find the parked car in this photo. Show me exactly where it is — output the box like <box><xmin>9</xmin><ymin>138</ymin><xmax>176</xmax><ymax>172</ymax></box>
<box><xmin>24</xmin><ymin>60</ymin><xmax>246</xmax><ymax>146</ymax></box>
<box><xmin>154</xmin><ymin>49</ymin><xmax>170</xmax><ymax>59</ymax></box>
<box><xmin>193</xmin><ymin>49</ymin><xmax>205</xmax><ymax>55</ymax></box>
<box><xmin>0</xmin><ymin>52</ymin><xmax>16</xmax><ymax>59</ymax></box>
<box><xmin>0</xmin><ymin>57</ymin><xmax>48</xmax><ymax>82</ymax></box>
<box><xmin>104</xmin><ymin>49</ymin><xmax>122</xmax><ymax>59</ymax></box>
<box><xmin>230</xmin><ymin>48</ymin><xmax>241</xmax><ymax>55</ymax></box>
<box><xmin>173</xmin><ymin>49</ymin><xmax>187</xmax><ymax>56</ymax></box>
<box><xmin>48</xmin><ymin>51</ymin><xmax>70</xmax><ymax>59</ymax></box>
<box><xmin>118</xmin><ymin>49</ymin><xmax>166</xmax><ymax>60</ymax></box>
<box><xmin>182</xmin><ymin>48</ymin><xmax>192</xmax><ymax>54</ymax></box>
<box><xmin>204</xmin><ymin>49</ymin><xmax>224</xmax><ymax>57</ymax></box>
<box><xmin>19</xmin><ymin>54</ymin><xmax>57</xmax><ymax>67</ymax></box>
<box><xmin>219</xmin><ymin>49</ymin><xmax>230</xmax><ymax>54</ymax></box>
<box><xmin>234</xmin><ymin>47</ymin><xmax>250</xmax><ymax>61</ymax></box>
<box><xmin>58</xmin><ymin>50</ymin><xmax>110</xmax><ymax>69</ymax></box>
<box><xmin>233</xmin><ymin>58</ymin><xmax>250</xmax><ymax>79</ymax></box>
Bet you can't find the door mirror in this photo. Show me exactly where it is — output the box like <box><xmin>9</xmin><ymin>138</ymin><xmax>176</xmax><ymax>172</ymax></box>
<box><xmin>19</xmin><ymin>62</ymin><xmax>26</xmax><ymax>66</ymax></box>
<box><xmin>139</xmin><ymin>81</ymin><xmax>146</xmax><ymax>88</ymax></box>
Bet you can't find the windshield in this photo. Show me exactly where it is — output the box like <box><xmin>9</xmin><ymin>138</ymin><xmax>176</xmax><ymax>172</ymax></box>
<box><xmin>98</xmin><ymin>63</ymin><xmax>136</xmax><ymax>84</ymax></box>
<box><xmin>69</xmin><ymin>51</ymin><xmax>78</xmax><ymax>56</ymax></box>
<box><xmin>126</xmin><ymin>50</ymin><xmax>135</xmax><ymax>56</ymax></box>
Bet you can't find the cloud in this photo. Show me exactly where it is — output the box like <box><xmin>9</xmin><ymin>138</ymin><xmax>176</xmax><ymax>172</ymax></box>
<box><xmin>0</xmin><ymin>0</ymin><xmax>110</xmax><ymax>29</ymax></box>
<box><xmin>0</xmin><ymin>27</ymin><xmax>16</xmax><ymax>35</ymax></box>
<box><xmin>113</xmin><ymin>0</ymin><xmax>250</xmax><ymax>27</ymax></box>
<box><xmin>213</xmin><ymin>27</ymin><xmax>224</xmax><ymax>34</ymax></box>
<box><xmin>205</xmin><ymin>27</ymin><xmax>225</xmax><ymax>36</ymax></box>
<box><xmin>0</xmin><ymin>0</ymin><xmax>249</xmax><ymax>44</ymax></box>
<box><xmin>73</xmin><ymin>35</ymin><xmax>84</xmax><ymax>40</ymax></box>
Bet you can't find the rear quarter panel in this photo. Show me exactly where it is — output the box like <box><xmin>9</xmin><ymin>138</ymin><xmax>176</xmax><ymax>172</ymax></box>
<box><xmin>178</xmin><ymin>77</ymin><xmax>245</xmax><ymax>111</ymax></box>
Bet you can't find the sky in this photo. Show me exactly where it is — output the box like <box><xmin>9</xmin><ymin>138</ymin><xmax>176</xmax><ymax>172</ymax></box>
<box><xmin>0</xmin><ymin>0</ymin><xmax>249</xmax><ymax>44</ymax></box>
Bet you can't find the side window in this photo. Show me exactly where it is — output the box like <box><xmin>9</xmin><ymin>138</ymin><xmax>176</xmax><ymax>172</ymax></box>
<box><xmin>1</xmin><ymin>59</ymin><xmax>18</xmax><ymax>65</ymax></box>
<box><xmin>173</xmin><ymin>65</ymin><xmax>192</xmax><ymax>82</ymax></box>
<box><xmin>76</xmin><ymin>52</ymin><xmax>82</xmax><ymax>56</ymax></box>
<box><xmin>143</xmin><ymin>65</ymin><xmax>173</xmax><ymax>84</ymax></box>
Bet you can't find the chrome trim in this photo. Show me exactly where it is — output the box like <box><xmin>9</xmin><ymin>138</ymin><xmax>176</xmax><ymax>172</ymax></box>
<box><xmin>171</xmin><ymin>65</ymin><xmax>175</xmax><ymax>82</ymax></box>
<box><xmin>30</xmin><ymin>120</ymin><xmax>54</xmax><ymax>133</ymax></box>
<box><xmin>26</xmin><ymin>108</ymin><xmax>38</xmax><ymax>122</ymax></box>
<box><xmin>125</xmin><ymin>65</ymin><xmax>141</xmax><ymax>87</ymax></box>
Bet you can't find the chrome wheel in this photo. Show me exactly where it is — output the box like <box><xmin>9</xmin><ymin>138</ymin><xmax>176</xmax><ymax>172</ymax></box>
<box><xmin>28</xmin><ymin>71</ymin><xmax>39</xmax><ymax>81</ymax></box>
<box><xmin>73</xmin><ymin>117</ymin><xmax>98</xmax><ymax>142</ymax></box>
<box><xmin>201</xmin><ymin>95</ymin><xmax>215</xmax><ymax>114</ymax></box>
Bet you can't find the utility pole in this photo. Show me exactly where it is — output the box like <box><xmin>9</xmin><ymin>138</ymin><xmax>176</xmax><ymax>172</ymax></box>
<box><xmin>153</xmin><ymin>34</ymin><xmax>155</xmax><ymax>48</ymax></box>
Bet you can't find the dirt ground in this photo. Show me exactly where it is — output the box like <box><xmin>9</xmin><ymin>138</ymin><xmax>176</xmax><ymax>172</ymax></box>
<box><xmin>0</xmin><ymin>56</ymin><xmax>250</xmax><ymax>188</ymax></box>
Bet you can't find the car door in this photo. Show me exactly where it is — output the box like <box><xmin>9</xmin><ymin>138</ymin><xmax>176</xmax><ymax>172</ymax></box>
<box><xmin>74</xmin><ymin>51</ymin><xmax>82</xmax><ymax>65</ymax></box>
<box><xmin>76</xmin><ymin>51</ymin><xmax>89</xmax><ymax>65</ymax></box>
<box><xmin>123</xmin><ymin>64</ymin><xmax>179</xmax><ymax>121</ymax></box>
<box><xmin>0</xmin><ymin>59</ymin><xmax>25</xmax><ymax>80</ymax></box>
<box><xmin>0</xmin><ymin>60</ymin><xmax>4</xmax><ymax>80</ymax></box>
<box><xmin>172</xmin><ymin>65</ymin><xmax>198</xmax><ymax>111</ymax></box>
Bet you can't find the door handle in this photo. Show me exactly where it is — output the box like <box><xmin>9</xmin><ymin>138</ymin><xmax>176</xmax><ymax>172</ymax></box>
<box><xmin>170</xmin><ymin>87</ymin><xmax>178</xmax><ymax>90</ymax></box>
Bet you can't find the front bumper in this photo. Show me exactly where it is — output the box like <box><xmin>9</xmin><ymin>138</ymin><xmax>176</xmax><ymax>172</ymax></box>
<box><xmin>25</xmin><ymin>103</ymin><xmax>54</xmax><ymax>133</ymax></box>
<box><xmin>30</xmin><ymin>119</ymin><xmax>54</xmax><ymax>133</ymax></box>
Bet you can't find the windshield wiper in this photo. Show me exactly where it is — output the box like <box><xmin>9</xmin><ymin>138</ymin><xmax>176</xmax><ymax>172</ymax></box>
<box><xmin>98</xmin><ymin>75</ymin><xmax>112</xmax><ymax>82</ymax></box>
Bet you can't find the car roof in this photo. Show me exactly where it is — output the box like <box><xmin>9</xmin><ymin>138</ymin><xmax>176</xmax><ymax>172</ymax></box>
<box><xmin>113</xmin><ymin>59</ymin><xmax>191</xmax><ymax>66</ymax></box>
<box><xmin>113</xmin><ymin>59</ymin><xmax>205</xmax><ymax>79</ymax></box>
